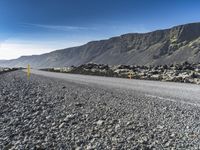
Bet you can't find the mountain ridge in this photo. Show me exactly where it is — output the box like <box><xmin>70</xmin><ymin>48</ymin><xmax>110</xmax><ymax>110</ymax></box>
<box><xmin>1</xmin><ymin>22</ymin><xmax>200</xmax><ymax>68</ymax></box>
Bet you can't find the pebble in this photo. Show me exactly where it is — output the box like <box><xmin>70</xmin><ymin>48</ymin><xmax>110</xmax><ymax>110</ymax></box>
<box><xmin>59</xmin><ymin>123</ymin><xmax>65</xmax><ymax>128</ymax></box>
<box><xmin>96</xmin><ymin>120</ymin><xmax>104</xmax><ymax>126</ymax></box>
<box><xmin>0</xmin><ymin>71</ymin><xmax>200</xmax><ymax>149</ymax></box>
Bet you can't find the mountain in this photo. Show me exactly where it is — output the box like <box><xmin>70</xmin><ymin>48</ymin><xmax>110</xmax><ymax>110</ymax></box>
<box><xmin>1</xmin><ymin>22</ymin><xmax>200</xmax><ymax>68</ymax></box>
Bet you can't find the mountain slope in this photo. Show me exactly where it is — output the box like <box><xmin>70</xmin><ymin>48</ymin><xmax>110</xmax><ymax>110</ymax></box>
<box><xmin>1</xmin><ymin>22</ymin><xmax>200</xmax><ymax>68</ymax></box>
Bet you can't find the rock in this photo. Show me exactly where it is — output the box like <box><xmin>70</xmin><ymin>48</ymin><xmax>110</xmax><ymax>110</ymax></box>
<box><xmin>157</xmin><ymin>125</ymin><xmax>164</xmax><ymax>129</ymax></box>
<box><xmin>64</xmin><ymin>114</ymin><xmax>76</xmax><ymax>122</ymax></box>
<box><xmin>115</xmin><ymin>124</ymin><xmax>120</xmax><ymax>131</ymax></box>
<box><xmin>126</xmin><ymin>121</ymin><xmax>133</xmax><ymax>126</ymax></box>
<box><xmin>59</xmin><ymin>123</ymin><xmax>65</xmax><ymax>128</ymax></box>
<box><xmin>75</xmin><ymin>147</ymin><xmax>82</xmax><ymax>150</ymax></box>
<box><xmin>138</xmin><ymin>136</ymin><xmax>148</xmax><ymax>144</ymax></box>
<box><xmin>75</xmin><ymin>102</ymin><xmax>84</xmax><ymax>107</ymax></box>
<box><xmin>96</xmin><ymin>120</ymin><xmax>104</xmax><ymax>126</ymax></box>
<box><xmin>46</xmin><ymin>116</ymin><xmax>51</xmax><ymax>119</ymax></box>
<box><xmin>62</xmin><ymin>86</ymin><xmax>66</xmax><ymax>89</ymax></box>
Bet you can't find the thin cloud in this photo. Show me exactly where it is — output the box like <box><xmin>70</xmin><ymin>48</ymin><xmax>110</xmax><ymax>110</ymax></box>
<box><xmin>22</xmin><ymin>23</ymin><xmax>96</xmax><ymax>31</ymax></box>
<box><xmin>110</xmin><ymin>25</ymin><xmax>150</xmax><ymax>33</ymax></box>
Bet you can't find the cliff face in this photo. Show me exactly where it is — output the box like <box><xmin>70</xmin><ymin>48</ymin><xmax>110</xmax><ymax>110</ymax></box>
<box><xmin>1</xmin><ymin>22</ymin><xmax>200</xmax><ymax>68</ymax></box>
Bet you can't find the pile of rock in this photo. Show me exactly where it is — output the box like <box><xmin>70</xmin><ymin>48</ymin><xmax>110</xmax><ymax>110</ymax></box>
<box><xmin>44</xmin><ymin>62</ymin><xmax>200</xmax><ymax>84</ymax></box>
<box><xmin>0</xmin><ymin>67</ymin><xmax>19</xmax><ymax>74</ymax></box>
<box><xmin>42</xmin><ymin>67</ymin><xmax>75</xmax><ymax>73</ymax></box>
<box><xmin>110</xmin><ymin>62</ymin><xmax>200</xmax><ymax>84</ymax></box>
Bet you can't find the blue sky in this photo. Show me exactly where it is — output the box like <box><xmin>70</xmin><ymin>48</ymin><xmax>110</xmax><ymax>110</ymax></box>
<box><xmin>0</xmin><ymin>0</ymin><xmax>200</xmax><ymax>59</ymax></box>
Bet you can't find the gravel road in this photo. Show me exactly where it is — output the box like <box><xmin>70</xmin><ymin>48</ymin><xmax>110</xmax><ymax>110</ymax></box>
<box><xmin>1</xmin><ymin>71</ymin><xmax>200</xmax><ymax>149</ymax></box>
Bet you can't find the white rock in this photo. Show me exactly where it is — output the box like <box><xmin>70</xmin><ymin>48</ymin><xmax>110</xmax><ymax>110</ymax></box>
<box><xmin>96</xmin><ymin>120</ymin><xmax>104</xmax><ymax>126</ymax></box>
<box><xmin>59</xmin><ymin>123</ymin><xmax>65</xmax><ymax>128</ymax></box>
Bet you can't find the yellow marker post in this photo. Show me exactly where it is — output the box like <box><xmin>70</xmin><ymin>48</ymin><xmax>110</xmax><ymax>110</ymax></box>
<box><xmin>27</xmin><ymin>64</ymin><xmax>31</xmax><ymax>79</ymax></box>
<box><xmin>128</xmin><ymin>71</ymin><xmax>133</xmax><ymax>79</ymax></box>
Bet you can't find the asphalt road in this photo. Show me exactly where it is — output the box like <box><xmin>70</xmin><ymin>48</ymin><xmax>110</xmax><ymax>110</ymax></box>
<box><xmin>27</xmin><ymin>69</ymin><xmax>200</xmax><ymax>107</ymax></box>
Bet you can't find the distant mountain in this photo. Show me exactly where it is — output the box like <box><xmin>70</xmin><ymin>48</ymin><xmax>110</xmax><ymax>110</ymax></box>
<box><xmin>1</xmin><ymin>22</ymin><xmax>200</xmax><ymax>68</ymax></box>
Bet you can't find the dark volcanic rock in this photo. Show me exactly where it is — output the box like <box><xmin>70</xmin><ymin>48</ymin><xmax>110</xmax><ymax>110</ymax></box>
<box><xmin>50</xmin><ymin>62</ymin><xmax>200</xmax><ymax>84</ymax></box>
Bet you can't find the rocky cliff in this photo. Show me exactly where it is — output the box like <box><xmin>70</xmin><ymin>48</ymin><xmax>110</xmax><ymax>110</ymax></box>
<box><xmin>1</xmin><ymin>22</ymin><xmax>200</xmax><ymax>68</ymax></box>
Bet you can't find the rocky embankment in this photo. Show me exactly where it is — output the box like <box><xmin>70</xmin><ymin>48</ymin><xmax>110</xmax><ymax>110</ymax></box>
<box><xmin>0</xmin><ymin>67</ymin><xmax>19</xmax><ymax>74</ymax></box>
<box><xmin>44</xmin><ymin>61</ymin><xmax>200</xmax><ymax>84</ymax></box>
<box><xmin>1</xmin><ymin>71</ymin><xmax>200</xmax><ymax>149</ymax></box>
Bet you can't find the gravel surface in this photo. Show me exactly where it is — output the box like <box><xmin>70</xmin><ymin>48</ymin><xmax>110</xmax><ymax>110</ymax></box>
<box><xmin>1</xmin><ymin>71</ymin><xmax>200</xmax><ymax>149</ymax></box>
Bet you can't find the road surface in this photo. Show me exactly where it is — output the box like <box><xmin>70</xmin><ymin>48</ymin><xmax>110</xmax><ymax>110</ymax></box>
<box><xmin>28</xmin><ymin>69</ymin><xmax>200</xmax><ymax>107</ymax></box>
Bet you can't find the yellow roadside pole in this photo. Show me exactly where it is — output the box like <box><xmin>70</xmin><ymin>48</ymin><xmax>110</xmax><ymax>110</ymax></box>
<box><xmin>27</xmin><ymin>64</ymin><xmax>31</xmax><ymax>79</ymax></box>
<box><xmin>128</xmin><ymin>71</ymin><xmax>133</xmax><ymax>79</ymax></box>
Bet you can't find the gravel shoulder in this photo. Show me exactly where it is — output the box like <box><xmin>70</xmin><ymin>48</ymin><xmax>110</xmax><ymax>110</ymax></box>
<box><xmin>1</xmin><ymin>71</ymin><xmax>200</xmax><ymax>149</ymax></box>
